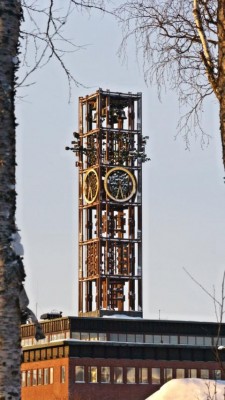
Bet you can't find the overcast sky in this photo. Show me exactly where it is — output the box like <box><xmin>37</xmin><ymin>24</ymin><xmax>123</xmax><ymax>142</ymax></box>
<box><xmin>16</xmin><ymin>4</ymin><xmax>225</xmax><ymax>321</ymax></box>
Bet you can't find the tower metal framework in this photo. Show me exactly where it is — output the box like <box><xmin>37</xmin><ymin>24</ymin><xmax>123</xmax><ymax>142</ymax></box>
<box><xmin>69</xmin><ymin>89</ymin><xmax>149</xmax><ymax>317</ymax></box>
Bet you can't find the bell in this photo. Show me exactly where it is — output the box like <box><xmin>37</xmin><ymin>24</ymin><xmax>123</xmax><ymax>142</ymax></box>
<box><xmin>117</xmin><ymin>110</ymin><xmax>127</xmax><ymax>120</ymax></box>
<box><xmin>110</xmin><ymin>110</ymin><xmax>118</xmax><ymax>124</ymax></box>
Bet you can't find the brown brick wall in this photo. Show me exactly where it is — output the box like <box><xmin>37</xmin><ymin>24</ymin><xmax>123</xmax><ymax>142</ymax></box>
<box><xmin>21</xmin><ymin>358</ymin><xmax>69</xmax><ymax>400</ymax></box>
<box><xmin>21</xmin><ymin>356</ymin><xmax>223</xmax><ymax>400</ymax></box>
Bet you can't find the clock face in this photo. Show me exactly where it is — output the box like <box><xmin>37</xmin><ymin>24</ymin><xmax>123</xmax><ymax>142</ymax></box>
<box><xmin>104</xmin><ymin>167</ymin><xmax>136</xmax><ymax>202</ymax></box>
<box><xmin>84</xmin><ymin>168</ymin><xmax>99</xmax><ymax>204</ymax></box>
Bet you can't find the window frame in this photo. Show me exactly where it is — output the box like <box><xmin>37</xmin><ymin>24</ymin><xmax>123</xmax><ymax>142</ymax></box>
<box><xmin>75</xmin><ymin>366</ymin><xmax>85</xmax><ymax>383</ymax></box>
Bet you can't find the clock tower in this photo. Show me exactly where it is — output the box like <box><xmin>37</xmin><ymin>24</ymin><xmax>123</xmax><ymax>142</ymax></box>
<box><xmin>68</xmin><ymin>89</ymin><xmax>149</xmax><ymax>317</ymax></box>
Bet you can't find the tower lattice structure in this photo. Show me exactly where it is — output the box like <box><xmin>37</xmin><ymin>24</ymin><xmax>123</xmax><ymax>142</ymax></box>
<box><xmin>69</xmin><ymin>89</ymin><xmax>149</xmax><ymax>317</ymax></box>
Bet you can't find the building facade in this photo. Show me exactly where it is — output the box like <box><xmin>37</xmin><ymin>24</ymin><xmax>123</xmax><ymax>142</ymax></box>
<box><xmin>21</xmin><ymin>317</ymin><xmax>225</xmax><ymax>400</ymax></box>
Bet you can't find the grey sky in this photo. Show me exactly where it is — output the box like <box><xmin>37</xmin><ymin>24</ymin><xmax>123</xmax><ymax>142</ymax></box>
<box><xmin>16</xmin><ymin>5</ymin><xmax>225</xmax><ymax>321</ymax></box>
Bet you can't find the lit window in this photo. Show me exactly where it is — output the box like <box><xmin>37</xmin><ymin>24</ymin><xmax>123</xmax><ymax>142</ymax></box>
<box><xmin>188</xmin><ymin>369</ymin><xmax>197</xmax><ymax>378</ymax></box>
<box><xmin>72</xmin><ymin>332</ymin><xmax>80</xmax><ymax>340</ymax></box>
<box><xmin>21</xmin><ymin>371</ymin><xmax>26</xmax><ymax>387</ymax></box>
<box><xmin>126</xmin><ymin>367</ymin><xmax>135</xmax><ymax>384</ymax></box>
<box><xmin>90</xmin><ymin>333</ymin><xmax>98</xmax><ymax>341</ymax></box>
<box><xmin>152</xmin><ymin>368</ymin><xmax>160</xmax><ymax>384</ymax></box>
<box><xmin>32</xmin><ymin>370</ymin><xmax>37</xmax><ymax>386</ymax></box>
<box><xmin>49</xmin><ymin>367</ymin><xmax>54</xmax><ymax>384</ymax></box>
<box><xmin>101</xmin><ymin>367</ymin><xmax>110</xmax><ymax>383</ymax></box>
<box><xmin>81</xmin><ymin>332</ymin><xmax>89</xmax><ymax>341</ymax></box>
<box><xmin>75</xmin><ymin>366</ymin><xmax>85</xmax><ymax>383</ymax></box>
<box><xmin>27</xmin><ymin>370</ymin><xmax>31</xmax><ymax>387</ymax></box>
<box><xmin>213</xmin><ymin>370</ymin><xmax>221</xmax><ymax>380</ymax></box>
<box><xmin>38</xmin><ymin>369</ymin><xmax>42</xmax><ymax>385</ymax></box>
<box><xmin>99</xmin><ymin>333</ymin><xmax>107</xmax><ymax>341</ymax></box>
<box><xmin>164</xmin><ymin>368</ymin><xmax>173</xmax><ymax>382</ymax></box>
<box><xmin>88</xmin><ymin>366</ymin><xmax>97</xmax><ymax>383</ymax></box>
<box><xmin>114</xmin><ymin>367</ymin><xmax>123</xmax><ymax>384</ymax></box>
<box><xmin>200</xmin><ymin>369</ymin><xmax>209</xmax><ymax>379</ymax></box>
<box><xmin>139</xmin><ymin>368</ymin><xmax>148</xmax><ymax>384</ymax></box>
<box><xmin>176</xmin><ymin>369</ymin><xmax>185</xmax><ymax>379</ymax></box>
<box><xmin>44</xmin><ymin>368</ymin><xmax>49</xmax><ymax>385</ymax></box>
<box><xmin>61</xmin><ymin>366</ymin><xmax>66</xmax><ymax>383</ymax></box>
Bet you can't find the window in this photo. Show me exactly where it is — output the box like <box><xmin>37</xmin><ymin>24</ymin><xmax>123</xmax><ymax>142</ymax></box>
<box><xmin>200</xmin><ymin>369</ymin><xmax>209</xmax><ymax>379</ymax></box>
<box><xmin>50</xmin><ymin>367</ymin><xmax>54</xmax><ymax>384</ymax></box>
<box><xmin>61</xmin><ymin>366</ymin><xmax>66</xmax><ymax>383</ymax></box>
<box><xmin>139</xmin><ymin>368</ymin><xmax>148</xmax><ymax>384</ymax></box>
<box><xmin>164</xmin><ymin>368</ymin><xmax>173</xmax><ymax>382</ymax></box>
<box><xmin>170</xmin><ymin>335</ymin><xmax>178</xmax><ymax>345</ymax></box>
<box><xmin>99</xmin><ymin>333</ymin><xmax>107</xmax><ymax>341</ymax></box>
<box><xmin>145</xmin><ymin>334</ymin><xmax>153</xmax><ymax>343</ymax></box>
<box><xmin>101</xmin><ymin>367</ymin><xmax>110</xmax><ymax>383</ymax></box>
<box><xmin>90</xmin><ymin>333</ymin><xmax>98</xmax><ymax>341</ymax></box>
<box><xmin>119</xmin><ymin>333</ymin><xmax>126</xmax><ymax>342</ymax></box>
<box><xmin>136</xmin><ymin>334</ymin><xmax>144</xmax><ymax>343</ymax></box>
<box><xmin>126</xmin><ymin>367</ymin><xmax>135</xmax><ymax>384</ymax></box>
<box><xmin>27</xmin><ymin>370</ymin><xmax>31</xmax><ymax>387</ymax></box>
<box><xmin>152</xmin><ymin>368</ymin><xmax>160</xmax><ymax>385</ymax></box>
<box><xmin>88</xmin><ymin>366</ymin><xmax>97</xmax><ymax>383</ymax></box>
<box><xmin>38</xmin><ymin>369</ymin><xmax>42</xmax><ymax>385</ymax></box>
<box><xmin>188</xmin><ymin>369</ymin><xmax>197</xmax><ymax>378</ymax></box>
<box><xmin>153</xmin><ymin>335</ymin><xmax>162</xmax><ymax>344</ymax></box>
<box><xmin>44</xmin><ymin>368</ymin><xmax>49</xmax><ymax>385</ymax></box>
<box><xmin>127</xmin><ymin>334</ymin><xmax>135</xmax><ymax>343</ymax></box>
<box><xmin>114</xmin><ymin>367</ymin><xmax>123</xmax><ymax>384</ymax></box>
<box><xmin>205</xmin><ymin>337</ymin><xmax>212</xmax><ymax>346</ymax></box>
<box><xmin>32</xmin><ymin>370</ymin><xmax>37</xmax><ymax>386</ymax></box>
<box><xmin>75</xmin><ymin>366</ymin><xmax>85</xmax><ymax>383</ymax></box>
<box><xmin>81</xmin><ymin>332</ymin><xmax>89</xmax><ymax>341</ymax></box>
<box><xmin>188</xmin><ymin>336</ymin><xmax>195</xmax><ymax>345</ymax></box>
<box><xmin>161</xmin><ymin>335</ymin><xmax>169</xmax><ymax>344</ymax></box>
<box><xmin>176</xmin><ymin>369</ymin><xmax>185</xmax><ymax>379</ymax></box>
<box><xmin>21</xmin><ymin>371</ymin><xmax>26</xmax><ymax>387</ymax></box>
<box><xmin>110</xmin><ymin>333</ymin><xmax>118</xmax><ymax>341</ymax></box>
<box><xmin>180</xmin><ymin>336</ymin><xmax>188</xmax><ymax>344</ymax></box>
<box><xmin>72</xmin><ymin>332</ymin><xmax>80</xmax><ymax>340</ymax></box>
<box><xmin>213</xmin><ymin>370</ymin><xmax>221</xmax><ymax>380</ymax></box>
<box><xmin>196</xmin><ymin>336</ymin><xmax>204</xmax><ymax>346</ymax></box>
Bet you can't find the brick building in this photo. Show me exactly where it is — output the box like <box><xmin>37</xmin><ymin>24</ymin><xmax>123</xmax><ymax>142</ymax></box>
<box><xmin>21</xmin><ymin>316</ymin><xmax>225</xmax><ymax>400</ymax></box>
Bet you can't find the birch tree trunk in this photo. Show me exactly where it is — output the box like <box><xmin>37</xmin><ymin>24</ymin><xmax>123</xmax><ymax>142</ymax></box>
<box><xmin>218</xmin><ymin>0</ymin><xmax>225</xmax><ymax>167</ymax></box>
<box><xmin>0</xmin><ymin>1</ymin><xmax>24</xmax><ymax>399</ymax></box>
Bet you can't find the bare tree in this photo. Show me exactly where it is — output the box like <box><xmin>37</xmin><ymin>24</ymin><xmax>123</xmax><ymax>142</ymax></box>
<box><xmin>0</xmin><ymin>1</ymin><xmax>106</xmax><ymax>398</ymax></box>
<box><xmin>115</xmin><ymin>0</ymin><xmax>225</xmax><ymax>168</ymax></box>
<box><xmin>184</xmin><ymin>268</ymin><xmax>225</xmax><ymax>377</ymax></box>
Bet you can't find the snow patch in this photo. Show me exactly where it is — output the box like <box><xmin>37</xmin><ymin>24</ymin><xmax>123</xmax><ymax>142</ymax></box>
<box><xmin>146</xmin><ymin>379</ymin><xmax>225</xmax><ymax>400</ymax></box>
